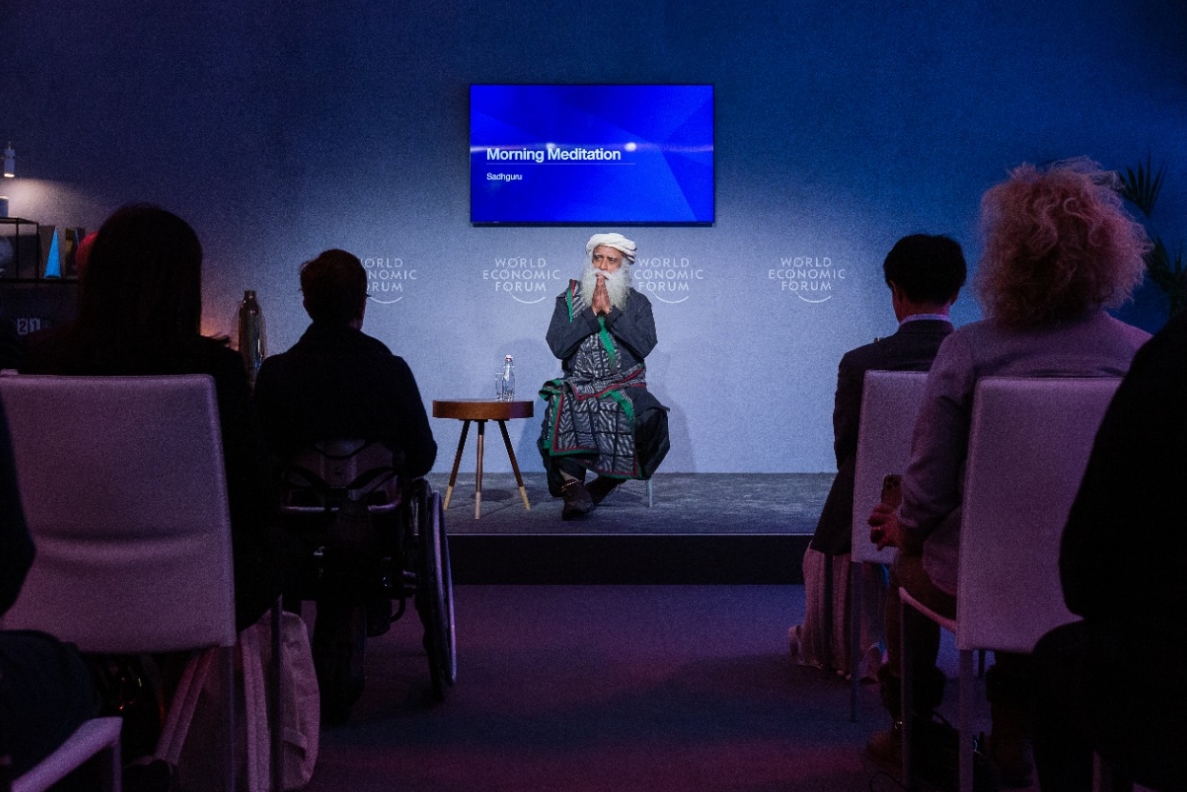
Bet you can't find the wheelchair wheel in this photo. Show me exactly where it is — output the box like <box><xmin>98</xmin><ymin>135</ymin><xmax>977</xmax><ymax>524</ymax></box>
<box><xmin>435</xmin><ymin>489</ymin><xmax>457</xmax><ymax>686</ymax></box>
<box><xmin>416</xmin><ymin>487</ymin><xmax>456</xmax><ymax>700</ymax></box>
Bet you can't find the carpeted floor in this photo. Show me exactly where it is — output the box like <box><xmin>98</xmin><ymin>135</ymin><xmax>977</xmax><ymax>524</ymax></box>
<box><xmin>302</xmin><ymin>584</ymin><xmax>1000</xmax><ymax>792</ymax></box>
<box><xmin>426</xmin><ymin>473</ymin><xmax>835</xmax><ymax>536</ymax></box>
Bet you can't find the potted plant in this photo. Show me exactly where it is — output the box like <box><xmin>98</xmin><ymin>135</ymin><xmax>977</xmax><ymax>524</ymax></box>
<box><xmin>1116</xmin><ymin>156</ymin><xmax>1186</xmax><ymax>318</ymax></box>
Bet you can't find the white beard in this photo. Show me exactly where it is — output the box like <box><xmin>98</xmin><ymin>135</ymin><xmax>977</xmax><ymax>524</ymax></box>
<box><xmin>578</xmin><ymin>261</ymin><xmax>632</xmax><ymax>311</ymax></box>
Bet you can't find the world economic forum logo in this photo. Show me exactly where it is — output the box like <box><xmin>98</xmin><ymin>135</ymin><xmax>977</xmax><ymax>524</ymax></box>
<box><xmin>362</xmin><ymin>257</ymin><xmax>417</xmax><ymax>304</ymax></box>
<box><xmin>633</xmin><ymin>255</ymin><xmax>705</xmax><ymax>304</ymax></box>
<box><xmin>482</xmin><ymin>256</ymin><xmax>564</xmax><ymax>304</ymax></box>
<box><xmin>768</xmin><ymin>256</ymin><xmax>846</xmax><ymax>303</ymax></box>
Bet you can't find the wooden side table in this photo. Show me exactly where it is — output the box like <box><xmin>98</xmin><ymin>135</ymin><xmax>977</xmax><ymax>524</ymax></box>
<box><xmin>432</xmin><ymin>399</ymin><xmax>535</xmax><ymax>519</ymax></box>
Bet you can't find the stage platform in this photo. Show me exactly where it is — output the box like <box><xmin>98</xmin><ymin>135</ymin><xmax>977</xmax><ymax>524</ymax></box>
<box><xmin>427</xmin><ymin>472</ymin><xmax>833</xmax><ymax>585</ymax></box>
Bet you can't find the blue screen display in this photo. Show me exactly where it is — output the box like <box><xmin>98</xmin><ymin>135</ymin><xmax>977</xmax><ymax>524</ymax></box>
<box><xmin>470</xmin><ymin>84</ymin><xmax>714</xmax><ymax>225</ymax></box>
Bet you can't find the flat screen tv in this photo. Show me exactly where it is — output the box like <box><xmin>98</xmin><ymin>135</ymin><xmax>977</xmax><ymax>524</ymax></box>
<box><xmin>470</xmin><ymin>84</ymin><xmax>714</xmax><ymax>225</ymax></box>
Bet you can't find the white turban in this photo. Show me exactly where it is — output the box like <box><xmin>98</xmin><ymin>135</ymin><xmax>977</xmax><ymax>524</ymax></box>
<box><xmin>586</xmin><ymin>233</ymin><xmax>637</xmax><ymax>264</ymax></box>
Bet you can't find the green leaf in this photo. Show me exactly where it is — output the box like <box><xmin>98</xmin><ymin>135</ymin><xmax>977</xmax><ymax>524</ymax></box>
<box><xmin>1116</xmin><ymin>155</ymin><xmax>1165</xmax><ymax>218</ymax></box>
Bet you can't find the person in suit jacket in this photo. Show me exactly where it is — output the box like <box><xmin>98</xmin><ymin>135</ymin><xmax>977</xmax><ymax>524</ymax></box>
<box><xmin>790</xmin><ymin>234</ymin><xmax>966</xmax><ymax>680</ymax></box>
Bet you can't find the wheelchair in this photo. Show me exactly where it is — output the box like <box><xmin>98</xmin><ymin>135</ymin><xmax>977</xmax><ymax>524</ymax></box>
<box><xmin>278</xmin><ymin>439</ymin><xmax>455</xmax><ymax>723</ymax></box>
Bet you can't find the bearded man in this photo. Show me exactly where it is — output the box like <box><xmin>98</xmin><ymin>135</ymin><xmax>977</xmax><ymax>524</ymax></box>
<box><xmin>538</xmin><ymin>233</ymin><xmax>670</xmax><ymax>519</ymax></box>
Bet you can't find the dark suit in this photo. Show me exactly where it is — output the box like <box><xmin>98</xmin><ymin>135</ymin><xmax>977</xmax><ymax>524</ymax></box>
<box><xmin>792</xmin><ymin>317</ymin><xmax>955</xmax><ymax>678</ymax></box>
<box><xmin>810</xmin><ymin>318</ymin><xmax>954</xmax><ymax>555</ymax></box>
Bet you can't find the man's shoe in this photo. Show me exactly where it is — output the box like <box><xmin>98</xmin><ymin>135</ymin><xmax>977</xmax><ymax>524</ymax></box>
<box><xmin>856</xmin><ymin>643</ymin><xmax>884</xmax><ymax>683</ymax></box>
<box><xmin>586</xmin><ymin>475</ymin><xmax>623</xmax><ymax>505</ymax></box>
<box><xmin>561</xmin><ymin>480</ymin><xmax>595</xmax><ymax>519</ymax></box>
<box><xmin>865</xmin><ymin>721</ymin><xmax>903</xmax><ymax>772</ymax></box>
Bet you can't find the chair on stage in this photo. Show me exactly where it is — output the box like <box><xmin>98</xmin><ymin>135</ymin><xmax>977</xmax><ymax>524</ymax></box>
<box><xmin>897</xmin><ymin>376</ymin><xmax>1121</xmax><ymax>792</ymax></box>
<box><xmin>0</xmin><ymin>374</ymin><xmax>242</xmax><ymax>792</ymax></box>
<box><xmin>846</xmin><ymin>370</ymin><xmax>929</xmax><ymax>720</ymax></box>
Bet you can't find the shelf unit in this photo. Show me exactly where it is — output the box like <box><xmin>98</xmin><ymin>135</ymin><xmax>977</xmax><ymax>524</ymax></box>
<box><xmin>0</xmin><ymin>218</ymin><xmax>82</xmax><ymax>335</ymax></box>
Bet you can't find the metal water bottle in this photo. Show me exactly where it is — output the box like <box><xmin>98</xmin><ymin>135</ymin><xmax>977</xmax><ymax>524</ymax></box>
<box><xmin>238</xmin><ymin>290</ymin><xmax>266</xmax><ymax>387</ymax></box>
<box><xmin>495</xmin><ymin>354</ymin><xmax>515</xmax><ymax>401</ymax></box>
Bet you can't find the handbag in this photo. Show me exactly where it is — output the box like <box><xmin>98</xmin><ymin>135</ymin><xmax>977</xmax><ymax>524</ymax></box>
<box><xmin>156</xmin><ymin>610</ymin><xmax>320</xmax><ymax>792</ymax></box>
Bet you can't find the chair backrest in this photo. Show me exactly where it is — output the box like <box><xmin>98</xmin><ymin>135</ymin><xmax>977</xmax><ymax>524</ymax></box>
<box><xmin>851</xmin><ymin>370</ymin><xmax>930</xmax><ymax>564</ymax></box>
<box><xmin>279</xmin><ymin>438</ymin><xmax>400</xmax><ymax>513</ymax></box>
<box><xmin>0</xmin><ymin>374</ymin><xmax>238</xmax><ymax>655</ymax></box>
<box><xmin>955</xmin><ymin>376</ymin><xmax>1120</xmax><ymax>653</ymax></box>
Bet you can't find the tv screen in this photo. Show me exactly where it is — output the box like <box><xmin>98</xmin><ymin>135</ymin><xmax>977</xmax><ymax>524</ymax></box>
<box><xmin>470</xmin><ymin>84</ymin><xmax>714</xmax><ymax>225</ymax></box>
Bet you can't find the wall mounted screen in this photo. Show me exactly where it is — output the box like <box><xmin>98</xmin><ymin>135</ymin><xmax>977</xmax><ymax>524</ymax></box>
<box><xmin>470</xmin><ymin>84</ymin><xmax>714</xmax><ymax>225</ymax></box>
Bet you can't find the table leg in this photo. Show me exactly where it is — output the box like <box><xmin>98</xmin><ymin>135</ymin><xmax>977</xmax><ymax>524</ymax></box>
<box><xmin>474</xmin><ymin>420</ymin><xmax>486</xmax><ymax>520</ymax></box>
<box><xmin>443</xmin><ymin>419</ymin><xmax>470</xmax><ymax>511</ymax></box>
<box><xmin>498</xmin><ymin>420</ymin><xmax>531</xmax><ymax>511</ymax></box>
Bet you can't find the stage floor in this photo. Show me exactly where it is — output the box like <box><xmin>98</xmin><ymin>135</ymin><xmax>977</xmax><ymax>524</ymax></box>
<box><xmin>426</xmin><ymin>472</ymin><xmax>833</xmax><ymax>536</ymax></box>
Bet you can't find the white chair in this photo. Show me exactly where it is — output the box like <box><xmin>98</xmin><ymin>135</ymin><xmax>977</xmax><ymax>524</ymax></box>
<box><xmin>0</xmin><ymin>374</ymin><xmax>241</xmax><ymax>792</ymax></box>
<box><xmin>847</xmin><ymin>370</ymin><xmax>930</xmax><ymax>720</ymax></box>
<box><xmin>898</xmin><ymin>376</ymin><xmax>1121</xmax><ymax>792</ymax></box>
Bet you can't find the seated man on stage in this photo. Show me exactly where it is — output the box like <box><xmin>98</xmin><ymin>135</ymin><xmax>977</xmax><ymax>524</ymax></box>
<box><xmin>538</xmin><ymin>233</ymin><xmax>670</xmax><ymax>520</ymax></box>
<box><xmin>254</xmin><ymin>248</ymin><xmax>436</xmax><ymax>478</ymax></box>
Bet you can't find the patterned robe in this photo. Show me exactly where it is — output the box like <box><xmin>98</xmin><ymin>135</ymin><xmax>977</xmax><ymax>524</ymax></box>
<box><xmin>538</xmin><ymin>281</ymin><xmax>667</xmax><ymax>479</ymax></box>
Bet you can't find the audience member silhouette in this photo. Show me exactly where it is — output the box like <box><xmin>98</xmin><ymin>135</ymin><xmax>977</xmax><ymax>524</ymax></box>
<box><xmin>791</xmin><ymin>233</ymin><xmax>966</xmax><ymax>680</ymax></box>
<box><xmin>1030</xmin><ymin>307</ymin><xmax>1187</xmax><ymax>791</ymax></box>
<box><xmin>253</xmin><ymin>248</ymin><xmax>436</xmax><ymax>477</ymax></box>
<box><xmin>20</xmin><ymin>203</ymin><xmax>281</xmax><ymax>631</ymax></box>
<box><xmin>253</xmin><ymin>248</ymin><xmax>437</xmax><ymax>722</ymax></box>
<box><xmin>865</xmin><ymin>159</ymin><xmax>1152</xmax><ymax>786</ymax></box>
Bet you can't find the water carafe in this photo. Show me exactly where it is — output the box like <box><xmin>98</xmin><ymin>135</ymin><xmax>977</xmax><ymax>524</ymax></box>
<box><xmin>495</xmin><ymin>354</ymin><xmax>515</xmax><ymax>401</ymax></box>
